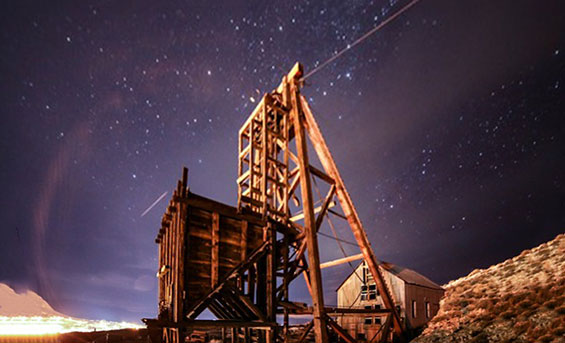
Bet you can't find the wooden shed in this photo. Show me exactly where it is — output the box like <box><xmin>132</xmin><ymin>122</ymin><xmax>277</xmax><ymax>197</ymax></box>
<box><xmin>336</xmin><ymin>261</ymin><xmax>444</xmax><ymax>340</ymax></box>
<box><xmin>146</xmin><ymin>168</ymin><xmax>286</xmax><ymax>342</ymax></box>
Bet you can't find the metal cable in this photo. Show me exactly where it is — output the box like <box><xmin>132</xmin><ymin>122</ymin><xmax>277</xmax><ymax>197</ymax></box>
<box><xmin>311</xmin><ymin>175</ymin><xmax>364</xmax><ymax>282</ymax></box>
<box><xmin>317</xmin><ymin>231</ymin><xmax>358</xmax><ymax>247</ymax></box>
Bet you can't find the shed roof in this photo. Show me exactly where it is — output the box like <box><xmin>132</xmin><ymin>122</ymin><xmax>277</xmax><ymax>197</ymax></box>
<box><xmin>336</xmin><ymin>260</ymin><xmax>443</xmax><ymax>291</ymax></box>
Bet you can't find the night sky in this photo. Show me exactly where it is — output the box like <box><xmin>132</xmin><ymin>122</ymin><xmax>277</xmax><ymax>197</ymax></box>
<box><xmin>1</xmin><ymin>0</ymin><xmax>564</xmax><ymax>323</ymax></box>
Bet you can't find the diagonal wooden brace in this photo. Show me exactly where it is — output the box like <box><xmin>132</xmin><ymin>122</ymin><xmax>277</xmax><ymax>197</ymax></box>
<box><xmin>186</xmin><ymin>241</ymin><xmax>270</xmax><ymax>319</ymax></box>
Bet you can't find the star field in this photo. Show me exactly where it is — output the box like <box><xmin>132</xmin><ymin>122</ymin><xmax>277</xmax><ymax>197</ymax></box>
<box><xmin>0</xmin><ymin>0</ymin><xmax>564</xmax><ymax>322</ymax></box>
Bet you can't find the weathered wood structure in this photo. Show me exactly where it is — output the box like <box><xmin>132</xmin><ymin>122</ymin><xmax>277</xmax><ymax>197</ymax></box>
<box><xmin>144</xmin><ymin>63</ymin><xmax>406</xmax><ymax>343</ymax></box>
<box><xmin>337</xmin><ymin>261</ymin><xmax>444</xmax><ymax>340</ymax></box>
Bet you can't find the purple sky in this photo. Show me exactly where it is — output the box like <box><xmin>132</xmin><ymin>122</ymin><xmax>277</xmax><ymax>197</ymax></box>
<box><xmin>0</xmin><ymin>0</ymin><xmax>564</xmax><ymax>323</ymax></box>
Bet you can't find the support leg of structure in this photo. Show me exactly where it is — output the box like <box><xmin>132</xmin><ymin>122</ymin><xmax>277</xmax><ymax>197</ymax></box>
<box><xmin>300</xmin><ymin>96</ymin><xmax>404</xmax><ymax>339</ymax></box>
<box><xmin>290</xmin><ymin>83</ymin><xmax>328</xmax><ymax>343</ymax></box>
<box><xmin>266</xmin><ymin>224</ymin><xmax>277</xmax><ymax>343</ymax></box>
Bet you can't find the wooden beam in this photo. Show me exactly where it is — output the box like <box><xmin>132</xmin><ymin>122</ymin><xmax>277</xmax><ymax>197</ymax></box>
<box><xmin>261</xmin><ymin>99</ymin><xmax>268</xmax><ymax>217</ymax></box>
<box><xmin>289</xmin><ymin>200</ymin><xmax>336</xmax><ymax>222</ymax></box>
<box><xmin>183</xmin><ymin>320</ymin><xmax>275</xmax><ymax>329</ymax></box>
<box><xmin>208</xmin><ymin>302</ymin><xmax>228</xmax><ymax>320</ymax></box>
<box><xmin>314</xmin><ymin>184</ymin><xmax>335</xmax><ymax>231</ymax></box>
<box><xmin>220</xmin><ymin>291</ymin><xmax>251</xmax><ymax>319</ymax></box>
<box><xmin>230</xmin><ymin>287</ymin><xmax>268</xmax><ymax>322</ymax></box>
<box><xmin>326</xmin><ymin>317</ymin><xmax>356</xmax><ymax>343</ymax></box>
<box><xmin>266</xmin><ymin>224</ymin><xmax>276</xmax><ymax>323</ymax></box>
<box><xmin>378</xmin><ymin>314</ymin><xmax>393</xmax><ymax>343</ymax></box>
<box><xmin>211</xmin><ymin>299</ymin><xmax>232</xmax><ymax>319</ymax></box>
<box><xmin>319</xmin><ymin>253</ymin><xmax>364</xmax><ymax>269</ymax></box>
<box><xmin>171</xmin><ymin>200</ymin><xmax>179</xmax><ymax>323</ymax></box>
<box><xmin>240</xmin><ymin>220</ymin><xmax>248</xmax><ymax>292</ymax></box>
<box><xmin>177</xmin><ymin>202</ymin><xmax>187</xmax><ymax>324</ymax></box>
<box><xmin>241</xmin><ymin>220</ymin><xmax>248</xmax><ymax>262</ymax></box>
<box><xmin>145</xmin><ymin>318</ymin><xmax>275</xmax><ymax>329</ymax></box>
<box><xmin>211</xmin><ymin>212</ymin><xmax>220</xmax><ymax>288</ymax></box>
<box><xmin>309</xmin><ymin>165</ymin><xmax>334</xmax><ymax>185</ymax></box>
<box><xmin>281</xmin><ymin>235</ymin><xmax>290</xmax><ymax>343</ymax></box>
<box><xmin>277</xmin><ymin>304</ymin><xmax>391</xmax><ymax>315</ymax></box>
<box><xmin>280</xmin><ymin>185</ymin><xmax>332</xmax><ymax>294</ymax></box>
<box><xmin>291</xmin><ymin>77</ymin><xmax>328</xmax><ymax>343</ymax></box>
<box><xmin>301</xmin><ymin>95</ymin><xmax>404</xmax><ymax>338</ymax></box>
<box><xmin>185</xmin><ymin>241</ymin><xmax>269</xmax><ymax>319</ymax></box>
<box><xmin>287</xmin><ymin>172</ymin><xmax>301</xmax><ymax>205</ymax></box>
<box><xmin>297</xmin><ymin>321</ymin><xmax>313</xmax><ymax>343</ymax></box>
<box><xmin>182</xmin><ymin>192</ymin><xmax>265</xmax><ymax>226</ymax></box>
<box><xmin>157</xmin><ymin>241</ymin><xmax>163</xmax><ymax>310</ymax></box>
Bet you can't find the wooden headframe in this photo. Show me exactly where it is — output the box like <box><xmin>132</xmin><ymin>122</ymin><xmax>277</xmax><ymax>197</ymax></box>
<box><xmin>146</xmin><ymin>62</ymin><xmax>405</xmax><ymax>343</ymax></box>
<box><xmin>236</xmin><ymin>62</ymin><xmax>405</xmax><ymax>342</ymax></box>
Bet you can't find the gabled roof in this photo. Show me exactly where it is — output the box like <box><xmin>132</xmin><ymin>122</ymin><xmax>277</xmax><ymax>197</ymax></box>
<box><xmin>336</xmin><ymin>260</ymin><xmax>444</xmax><ymax>291</ymax></box>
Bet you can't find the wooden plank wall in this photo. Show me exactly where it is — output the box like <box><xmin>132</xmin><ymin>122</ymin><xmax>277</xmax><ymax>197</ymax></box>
<box><xmin>157</xmin><ymin>186</ymin><xmax>266</xmax><ymax>320</ymax></box>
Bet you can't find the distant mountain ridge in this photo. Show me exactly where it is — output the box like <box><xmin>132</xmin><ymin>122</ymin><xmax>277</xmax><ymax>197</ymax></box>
<box><xmin>0</xmin><ymin>283</ymin><xmax>64</xmax><ymax>317</ymax></box>
<box><xmin>413</xmin><ymin>233</ymin><xmax>565</xmax><ymax>343</ymax></box>
<box><xmin>0</xmin><ymin>283</ymin><xmax>143</xmax><ymax>334</ymax></box>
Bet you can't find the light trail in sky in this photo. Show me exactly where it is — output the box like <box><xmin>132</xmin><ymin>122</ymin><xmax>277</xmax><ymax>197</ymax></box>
<box><xmin>140</xmin><ymin>191</ymin><xmax>168</xmax><ymax>217</ymax></box>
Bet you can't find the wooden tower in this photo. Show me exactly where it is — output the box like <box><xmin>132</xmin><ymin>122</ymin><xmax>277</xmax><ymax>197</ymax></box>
<box><xmin>145</xmin><ymin>63</ymin><xmax>405</xmax><ymax>343</ymax></box>
<box><xmin>236</xmin><ymin>62</ymin><xmax>404</xmax><ymax>342</ymax></box>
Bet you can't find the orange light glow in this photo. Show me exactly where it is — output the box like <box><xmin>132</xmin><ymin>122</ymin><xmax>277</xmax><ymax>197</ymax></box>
<box><xmin>0</xmin><ymin>316</ymin><xmax>143</xmax><ymax>336</ymax></box>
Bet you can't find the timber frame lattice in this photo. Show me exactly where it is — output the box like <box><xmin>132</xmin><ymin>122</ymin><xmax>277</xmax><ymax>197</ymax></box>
<box><xmin>144</xmin><ymin>63</ymin><xmax>406</xmax><ymax>343</ymax></box>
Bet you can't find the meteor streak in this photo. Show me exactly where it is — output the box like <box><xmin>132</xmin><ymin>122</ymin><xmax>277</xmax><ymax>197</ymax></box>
<box><xmin>140</xmin><ymin>191</ymin><xmax>168</xmax><ymax>217</ymax></box>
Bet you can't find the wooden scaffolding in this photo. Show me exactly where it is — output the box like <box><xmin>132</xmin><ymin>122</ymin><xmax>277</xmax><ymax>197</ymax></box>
<box><xmin>144</xmin><ymin>63</ymin><xmax>405</xmax><ymax>343</ymax></box>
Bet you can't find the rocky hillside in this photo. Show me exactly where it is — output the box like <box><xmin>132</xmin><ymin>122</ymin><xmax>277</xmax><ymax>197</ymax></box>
<box><xmin>413</xmin><ymin>233</ymin><xmax>565</xmax><ymax>343</ymax></box>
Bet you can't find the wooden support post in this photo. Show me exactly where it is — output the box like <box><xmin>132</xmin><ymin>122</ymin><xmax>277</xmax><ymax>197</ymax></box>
<box><xmin>282</xmin><ymin>235</ymin><xmax>290</xmax><ymax>343</ymax></box>
<box><xmin>176</xmin><ymin>202</ymin><xmax>187</xmax><ymax>337</ymax></box>
<box><xmin>258</xmin><ymin>226</ymin><xmax>268</xmax><ymax>343</ymax></box>
<box><xmin>164</xmin><ymin>218</ymin><xmax>170</xmax><ymax>320</ymax></box>
<box><xmin>283</xmin><ymin>102</ymin><xmax>290</xmax><ymax>217</ymax></box>
<box><xmin>266</xmin><ymin>223</ymin><xmax>276</xmax><ymax>322</ymax></box>
<box><xmin>241</xmin><ymin>221</ymin><xmax>248</xmax><ymax>262</ymax></box>
<box><xmin>171</xmin><ymin>198</ymin><xmax>178</xmax><ymax>324</ymax></box>
<box><xmin>261</xmin><ymin>99</ymin><xmax>268</xmax><ymax>217</ymax></box>
<box><xmin>290</xmin><ymin>78</ymin><xmax>328</xmax><ymax>343</ymax></box>
<box><xmin>231</xmin><ymin>327</ymin><xmax>237</xmax><ymax>343</ymax></box>
<box><xmin>243</xmin><ymin>328</ymin><xmax>249</xmax><ymax>343</ymax></box>
<box><xmin>240</xmin><ymin>221</ymin><xmax>248</xmax><ymax>291</ymax></box>
<box><xmin>211</xmin><ymin>212</ymin><xmax>220</xmax><ymax>287</ymax></box>
<box><xmin>266</xmin><ymin>223</ymin><xmax>276</xmax><ymax>343</ymax></box>
<box><xmin>301</xmin><ymin>261</ymin><xmax>313</xmax><ymax>299</ymax></box>
<box><xmin>301</xmin><ymin>96</ymin><xmax>404</xmax><ymax>338</ymax></box>
<box><xmin>158</xmin><ymin>242</ymin><xmax>163</xmax><ymax>315</ymax></box>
